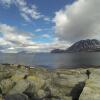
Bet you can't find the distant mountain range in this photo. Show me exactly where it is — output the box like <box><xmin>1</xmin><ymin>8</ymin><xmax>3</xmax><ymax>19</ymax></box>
<box><xmin>17</xmin><ymin>51</ymin><xmax>34</xmax><ymax>54</ymax></box>
<box><xmin>51</xmin><ymin>39</ymin><xmax>100</xmax><ymax>53</ymax></box>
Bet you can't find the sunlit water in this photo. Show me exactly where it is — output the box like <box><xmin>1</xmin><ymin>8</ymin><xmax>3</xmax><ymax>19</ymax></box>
<box><xmin>0</xmin><ymin>52</ymin><xmax>100</xmax><ymax>68</ymax></box>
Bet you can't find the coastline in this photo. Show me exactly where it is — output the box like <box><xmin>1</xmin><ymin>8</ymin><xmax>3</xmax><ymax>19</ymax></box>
<box><xmin>0</xmin><ymin>64</ymin><xmax>100</xmax><ymax>100</ymax></box>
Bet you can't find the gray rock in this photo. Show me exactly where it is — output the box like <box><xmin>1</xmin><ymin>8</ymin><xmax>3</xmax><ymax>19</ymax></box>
<box><xmin>4</xmin><ymin>94</ymin><xmax>29</xmax><ymax>100</ymax></box>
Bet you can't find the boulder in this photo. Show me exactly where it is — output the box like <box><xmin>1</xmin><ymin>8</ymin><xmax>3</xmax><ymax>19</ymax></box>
<box><xmin>0</xmin><ymin>79</ymin><xmax>15</xmax><ymax>94</ymax></box>
<box><xmin>27</xmin><ymin>76</ymin><xmax>45</xmax><ymax>93</ymax></box>
<box><xmin>8</xmin><ymin>80</ymin><xmax>30</xmax><ymax>95</ymax></box>
<box><xmin>79</xmin><ymin>68</ymin><xmax>100</xmax><ymax>100</ymax></box>
<box><xmin>37</xmin><ymin>89</ymin><xmax>46</xmax><ymax>98</ymax></box>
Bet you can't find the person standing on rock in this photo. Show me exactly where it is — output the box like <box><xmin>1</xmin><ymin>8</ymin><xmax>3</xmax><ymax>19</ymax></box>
<box><xmin>86</xmin><ymin>70</ymin><xmax>91</xmax><ymax>79</ymax></box>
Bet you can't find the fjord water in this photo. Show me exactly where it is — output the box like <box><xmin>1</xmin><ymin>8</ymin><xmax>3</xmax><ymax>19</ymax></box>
<box><xmin>0</xmin><ymin>52</ymin><xmax>100</xmax><ymax>68</ymax></box>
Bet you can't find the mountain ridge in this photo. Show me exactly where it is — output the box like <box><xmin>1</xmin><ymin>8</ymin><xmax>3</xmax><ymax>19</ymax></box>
<box><xmin>51</xmin><ymin>39</ymin><xmax>100</xmax><ymax>53</ymax></box>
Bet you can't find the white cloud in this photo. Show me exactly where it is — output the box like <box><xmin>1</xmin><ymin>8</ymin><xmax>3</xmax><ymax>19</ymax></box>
<box><xmin>35</xmin><ymin>28</ymin><xmax>43</xmax><ymax>32</ymax></box>
<box><xmin>0</xmin><ymin>23</ymin><xmax>38</xmax><ymax>52</ymax></box>
<box><xmin>43</xmin><ymin>17</ymin><xmax>51</xmax><ymax>21</ymax></box>
<box><xmin>1</xmin><ymin>39</ymin><xmax>69</xmax><ymax>53</ymax></box>
<box><xmin>54</xmin><ymin>0</ymin><xmax>100</xmax><ymax>43</ymax></box>
<box><xmin>21</xmin><ymin>13</ymin><xmax>31</xmax><ymax>22</ymax></box>
<box><xmin>0</xmin><ymin>23</ymin><xmax>69</xmax><ymax>53</ymax></box>
<box><xmin>0</xmin><ymin>0</ymin><xmax>49</xmax><ymax>22</ymax></box>
<box><xmin>35</xmin><ymin>28</ymin><xmax>53</xmax><ymax>33</ymax></box>
<box><xmin>0</xmin><ymin>23</ymin><xmax>34</xmax><ymax>45</ymax></box>
<box><xmin>42</xmin><ymin>34</ymin><xmax>51</xmax><ymax>38</ymax></box>
<box><xmin>16</xmin><ymin>1</ymin><xmax>42</xmax><ymax>21</ymax></box>
<box><xmin>0</xmin><ymin>0</ymin><xmax>12</xmax><ymax>6</ymax></box>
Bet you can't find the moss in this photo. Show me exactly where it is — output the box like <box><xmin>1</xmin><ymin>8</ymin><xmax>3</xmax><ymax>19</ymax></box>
<box><xmin>11</xmin><ymin>75</ymin><xmax>25</xmax><ymax>82</ymax></box>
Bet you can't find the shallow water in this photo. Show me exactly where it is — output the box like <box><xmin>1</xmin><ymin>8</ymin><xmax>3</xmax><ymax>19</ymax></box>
<box><xmin>0</xmin><ymin>52</ymin><xmax>100</xmax><ymax>68</ymax></box>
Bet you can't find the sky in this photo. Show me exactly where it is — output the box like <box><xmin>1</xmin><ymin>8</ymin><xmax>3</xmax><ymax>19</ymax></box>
<box><xmin>0</xmin><ymin>0</ymin><xmax>100</xmax><ymax>53</ymax></box>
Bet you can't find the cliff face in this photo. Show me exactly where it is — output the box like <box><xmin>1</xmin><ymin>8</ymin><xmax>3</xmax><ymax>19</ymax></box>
<box><xmin>67</xmin><ymin>39</ymin><xmax>100</xmax><ymax>52</ymax></box>
<box><xmin>0</xmin><ymin>64</ymin><xmax>100</xmax><ymax>100</ymax></box>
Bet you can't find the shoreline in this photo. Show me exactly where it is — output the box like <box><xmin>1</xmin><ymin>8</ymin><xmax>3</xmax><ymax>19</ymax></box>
<box><xmin>1</xmin><ymin>63</ymin><xmax>100</xmax><ymax>69</ymax></box>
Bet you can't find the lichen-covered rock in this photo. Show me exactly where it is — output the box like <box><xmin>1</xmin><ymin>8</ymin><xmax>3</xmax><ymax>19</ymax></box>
<box><xmin>27</xmin><ymin>76</ymin><xmax>45</xmax><ymax>94</ymax></box>
<box><xmin>0</xmin><ymin>79</ymin><xmax>15</xmax><ymax>94</ymax></box>
<box><xmin>0</xmin><ymin>71</ymin><xmax>12</xmax><ymax>81</ymax></box>
<box><xmin>1</xmin><ymin>64</ymin><xmax>100</xmax><ymax>100</ymax></box>
<box><xmin>8</xmin><ymin>80</ymin><xmax>30</xmax><ymax>95</ymax></box>
<box><xmin>11</xmin><ymin>69</ymin><xmax>29</xmax><ymax>82</ymax></box>
<box><xmin>0</xmin><ymin>65</ymin><xmax>15</xmax><ymax>81</ymax></box>
<box><xmin>60</xmin><ymin>96</ymin><xmax>72</xmax><ymax>100</ymax></box>
<box><xmin>79</xmin><ymin>87</ymin><xmax>100</xmax><ymax>100</ymax></box>
<box><xmin>37</xmin><ymin>89</ymin><xmax>46</xmax><ymax>98</ymax></box>
<box><xmin>51</xmin><ymin>69</ymin><xmax>87</xmax><ymax>97</ymax></box>
<box><xmin>79</xmin><ymin>68</ymin><xmax>100</xmax><ymax>100</ymax></box>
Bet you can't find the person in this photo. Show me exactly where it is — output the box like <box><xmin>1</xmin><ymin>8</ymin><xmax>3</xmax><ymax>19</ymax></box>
<box><xmin>86</xmin><ymin>70</ymin><xmax>91</xmax><ymax>79</ymax></box>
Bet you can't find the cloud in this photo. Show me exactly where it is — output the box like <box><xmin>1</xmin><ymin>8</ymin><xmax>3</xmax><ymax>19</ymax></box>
<box><xmin>16</xmin><ymin>1</ymin><xmax>42</xmax><ymax>21</ymax></box>
<box><xmin>35</xmin><ymin>28</ymin><xmax>53</xmax><ymax>33</ymax></box>
<box><xmin>54</xmin><ymin>0</ymin><xmax>100</xmax><ymax>43</ymax></box>
<box><xmin>43</xmin><ymin>17</ymin><xmax>51</xmax><ymax>21</ymax></box>
<box><xmin>35</xmin><ymin>28</ymin><xmax>43</xmax><ymax>32</ymax></box>
<box><xmin>21</xmin><ymin>13</ymin><xmax>31</xmax><ymax>22</ymax></box>
<box><xmin>0</xmin><ymin>0</ymin><xmax>49</xmax><ymax>22</ymax></box>
<box><xmin>0</xmin><ymin>0</ymin><xmax>12</xmax><ymax>6</ymax></box>
<box><xmin>0</xmin><ymin>23</ymin><xmax>34</xmax><ymax>45</ymax></box>
<box><xmin>0</xmin><ymin>23</ymin><xmax>38</xmax><ymax>52</ymax></box>
<box><xmin>42</xmin><ymin>34</ymin><xmax>51</xmax><ymax>38</ymax></box>
<box><xmin>0</xmin><ymin>23</ymin><xmax>69</xmax><ymax>53</ymax></box>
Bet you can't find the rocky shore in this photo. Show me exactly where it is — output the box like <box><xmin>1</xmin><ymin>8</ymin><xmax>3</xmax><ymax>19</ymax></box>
<box><xmin>0</xmin><ymin>64</ymin><xmax>99</xmax><ymax>100</ymax></box>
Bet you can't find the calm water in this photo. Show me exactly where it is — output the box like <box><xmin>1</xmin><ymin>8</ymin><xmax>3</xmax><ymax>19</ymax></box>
<box><xmin>0</xmin><ymin>52</ymin><xmax>100</xmax><ymax>68</ymax></box>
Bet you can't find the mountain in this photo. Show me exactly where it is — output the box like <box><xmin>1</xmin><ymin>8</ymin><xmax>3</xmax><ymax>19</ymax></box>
<box><xmin>51</xmin><ymin>39</ymin><xmax>100</xmax><ymax>53</ymax></box>
<box><xmin>17</xmin><ymin>51</ymin><xmax>33</xmax><ymax>54</ymax></box>
<box><xmin>67</xmin><ymin>39</ymin><xmax>100</xmax><ymax>52</ymax></box>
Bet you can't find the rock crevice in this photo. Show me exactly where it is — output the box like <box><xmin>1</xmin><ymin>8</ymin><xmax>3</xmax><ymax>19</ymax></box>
<box><xmin>70</xmin><ymin>82</ymin><xmax>86</xmax><ymax>100</ymax></box>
